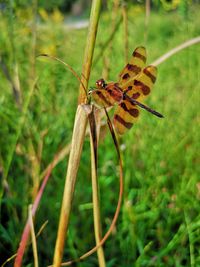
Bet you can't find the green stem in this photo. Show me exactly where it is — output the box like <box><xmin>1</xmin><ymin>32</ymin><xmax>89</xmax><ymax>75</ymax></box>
<box><xmin>78</xmin><ymin>0</ymin><xmax>102</xmax><ymax>104</ymax></box>
<box><xmin>122</xmin><ymin>2</ymin><xmax>129</xmax><ymax>63</ymax></box>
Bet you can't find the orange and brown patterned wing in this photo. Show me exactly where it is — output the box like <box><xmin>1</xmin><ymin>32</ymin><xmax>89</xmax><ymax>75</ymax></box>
<box><xmin>113</xmin><ymin>100</ymin><xmax>140</xmax><ymax>135</ymax></box>
<box><xmin>90</xmin><ymin>83</ymin><xmax>123</xmax><ymax>108</ymax></box>
<box><xmin>122</xmin><ymin>65</ymin><xmax>157</xmax><ymax>102</ymax></box>
<box><xmin>118</xmin><ymin>46</ymin><xmax>147</xmax><ymax>88</ymax></box>
<box><xmin>114</xmin><ymin>65</ymin><xmax>157</xmax><ymax>135</ymax></box>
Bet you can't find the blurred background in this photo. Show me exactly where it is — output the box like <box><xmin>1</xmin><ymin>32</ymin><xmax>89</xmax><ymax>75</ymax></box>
<box><xmin>0</xmin><ymin>0</ymin><xmax>200</xmax><ymax>266</ymax></box>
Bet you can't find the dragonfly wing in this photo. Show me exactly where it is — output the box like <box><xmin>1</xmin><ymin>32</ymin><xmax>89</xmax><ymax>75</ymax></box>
<box><xmin>113</xmin><ymin>100</ymin><xmax>140</xmax><ymax>135</ymax></box>
<box><xmin>118</xmin><ymin>47</ymin><xmax>147</xmax><ymax>87</ymax></box>
<box><xmin>122</xmin><ymin>65</ymin><xmax>157</xmax><ymax>102</ymax></box>
<box><xmin>91</xmin><ymin>83</ymin><xmax>123</xmax><ymax>108</ymax></box>
<box><xmin>91</xmin><ymin>89</ymin><xmax>115</xmax><ymax>107</ymax></box>
<box><xmin>114</xmin><ymin>65</ymin><xmax>157</xmax><ymax>135</ymax></box>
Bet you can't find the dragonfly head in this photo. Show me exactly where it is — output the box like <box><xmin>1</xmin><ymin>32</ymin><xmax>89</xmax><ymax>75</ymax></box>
<box><xmin>88</xmin><ymin>86</ymin><xmax>95</xmax><ymax>95</ymax></box>
<box><xmin>95</xmin><ymin>78</ymin><xmax>106</xmax><ymax>89</ymax></box>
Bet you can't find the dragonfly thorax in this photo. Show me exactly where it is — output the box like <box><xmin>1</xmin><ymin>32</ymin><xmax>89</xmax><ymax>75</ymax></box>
<box><xmin>96</xmin><ymin>78</ymin><xmax>106</xmax><ymax>89</ymax></box>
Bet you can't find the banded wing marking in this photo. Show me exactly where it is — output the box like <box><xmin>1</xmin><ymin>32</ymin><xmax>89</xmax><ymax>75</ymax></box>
<box><xmin>113</xmin><ymin>65</ymin><xmax>157</xmax><ymax>135</ymax></box>
<box><xmin>113</xmin><ymin>100</ymin><xmax>140</xmax><ymax>135</ymax></box>
<box><xmin>91</xmin><ymin>83</ymin><xmax>123</xmax><ymax>108</ymax></box>
<box><xmin>122</xmin><ymin>65</ymin><xmax>157</xmax><ymax>103</ymax></box>
<box><xmin>118</xmin><ymin>46</ymin><xmax>147</xmax><ymax>87</ymax></box>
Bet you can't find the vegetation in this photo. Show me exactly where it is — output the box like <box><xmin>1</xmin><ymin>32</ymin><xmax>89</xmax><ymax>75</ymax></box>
<box><xmin>0</xmin><ymin>2</ymin><xmax>200</xmax><ymax>266</ymax></box>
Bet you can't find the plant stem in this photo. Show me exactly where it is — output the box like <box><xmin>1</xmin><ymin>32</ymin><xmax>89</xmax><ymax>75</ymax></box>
<box><xmin>145</xmin><ymin>0</ymin><xmax>151</xmax><ymax>26</ymax></box>
<box><xmin>184</xmin><ymin>211</ymin><xmax>195</xmax><ymax>267</ymax></box>
<box><xmin>29</xmin><ymin>205</ymin><xmax>39</xmax><ymax>267</ymax></box>
<box><xmin>52</xmin><ymin>105</ymin><xmax>88</xmax><ymax>267</ymax></box>
<box><xmin>53</xmin><ymin>0</ymin><xmax>102</xmax><ymax>265</ymax></box>
<box><xmin>151</xmin><ymin>36</ymin><xmax>200</xmax><ymax>66</ymax></box>
<box><xmin>93</xmin><ymin>16</ymin><xmax>122</xmax><ymax>67</ymax></box>
<box><xmin>14</xmin><ymin>164</ymin><xmax>53</xmax><ymax>267</ymax></box>
<box><xmin>30</xmin><ymin>0</ymin><xmax>37</xmax><ymax>79</ymax></box>
<box><xmin>56</xmin><ymin>109</ymin><xmax>124</xmax><ymax>267</ymax></box>
<box><xmin>122</xmin><ymin>1</ymin><xmax>129</xmax><ymax>63</ymax></box>
<box><xmin>89</xmin><ymin>108</ymin><xmax>106</xmax><ymax>267</ymax></box>
<box><xmin>4</xmin><ymin>79</ymin><xmax>36</xmax><ymax>181</ymax></box>
<box><xmin>78</xmin><ymin>0</ymin><xmax>102</xmax><ymax>104</ymax></box>
<box><xmin>102</xmin><ymin>0</ymin><xmax>120</xmax><ymax>80</ymax></box>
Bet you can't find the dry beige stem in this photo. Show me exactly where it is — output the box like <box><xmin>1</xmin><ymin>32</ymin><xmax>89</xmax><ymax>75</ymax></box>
<box><xmin>89</xmin><ymin>108</ymin><xmax>106</xmax><ymax>267</ymax></box>
<box><xmin>53</xmin><ymin>105</ymin><xmax>89</xmax><ymax>267</ymax></box>
<box><xmin>151</xmin><ymin>36</ymin><xmax>200</xmax><ymax>66</ymax></box>
<box><xmin>29</xmin><ymin>205</ymin><xmax>39</xmax><ymax>267</ymax></box>
<box><xmin>53</xmin><ymin>0</ymin><xmax>102</xmax><ymax>265</ymax></box>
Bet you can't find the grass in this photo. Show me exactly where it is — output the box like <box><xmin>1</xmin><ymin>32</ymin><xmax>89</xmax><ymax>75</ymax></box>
<box><xmin>0</xmin><ymin>3</ymin><xmax>200</xmax><ymax>267</ymax></box>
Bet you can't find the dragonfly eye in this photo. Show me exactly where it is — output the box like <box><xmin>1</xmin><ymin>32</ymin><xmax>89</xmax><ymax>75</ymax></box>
<box><xmin>96</xmin><ymin>78</ymin><xmax>106</xmax><ymax>89</ymax></box>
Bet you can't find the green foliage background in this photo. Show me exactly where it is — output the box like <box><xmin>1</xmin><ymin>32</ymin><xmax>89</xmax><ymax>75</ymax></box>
<box><xmin>0</xmin><ymin>1</ymin><xmax>200</xmax><ymax>266</ymax></box>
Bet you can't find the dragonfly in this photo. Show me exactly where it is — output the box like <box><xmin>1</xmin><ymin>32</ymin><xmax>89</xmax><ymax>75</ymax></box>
<box><xmin>89</xmin><ymin>46</ymin><xmax>163</xmax><ymax>135</ymax></box>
